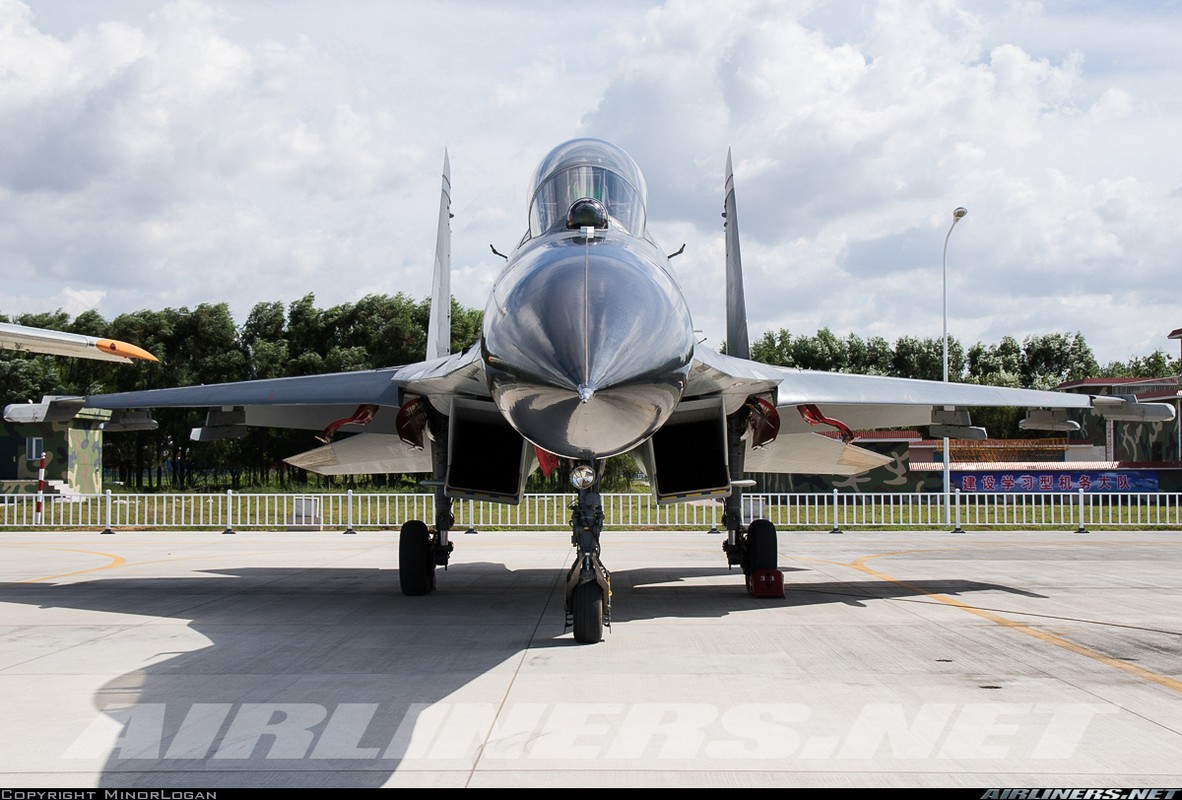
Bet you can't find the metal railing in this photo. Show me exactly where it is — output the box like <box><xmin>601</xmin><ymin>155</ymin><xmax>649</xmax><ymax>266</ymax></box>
<box><xmin>2</xmin><ymin>489</ymin><xmax>1182</xmax><ymax>531</ymax></box>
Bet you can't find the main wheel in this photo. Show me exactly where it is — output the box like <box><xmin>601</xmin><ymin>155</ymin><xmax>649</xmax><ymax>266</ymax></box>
<box><xmin>398</xmin><ymin>519</ymin><xmax>435</xmax><ymax>596</ymax></box>
<box><xmin>571</xmin><ymin>581</ymin><xmax>603</xmax><ymax>644</ymax></box>
<box><xmin>745</xmin><ymin>518</ymin><xmax>778</xmax><ymax>576</ymax></box>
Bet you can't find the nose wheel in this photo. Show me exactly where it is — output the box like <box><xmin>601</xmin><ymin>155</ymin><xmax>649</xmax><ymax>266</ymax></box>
<box><xmin>565</xmin><ymin>463</ymin><xmax>610</xmax><ymax>643</ymax></box>
<box><xmin>569</xmin><ymin>569</ymin><xmax>608</xmax><ymax>644</ymax></box>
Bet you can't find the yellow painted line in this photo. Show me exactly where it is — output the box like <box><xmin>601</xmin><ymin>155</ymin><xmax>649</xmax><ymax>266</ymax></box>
<box><xmin>14</xmin><ymin>547</ymin><xmax>127</xmax><ymax>583</ymax></box>
<box><xmin>815</xmin><ymin>549</ymin><xmax>1182</xmax><ymax>694</ymax></box>
<box><xmin>5</xmin><ymin>544</ymin><xmax>302</xmax><ymax>587</ymax></box>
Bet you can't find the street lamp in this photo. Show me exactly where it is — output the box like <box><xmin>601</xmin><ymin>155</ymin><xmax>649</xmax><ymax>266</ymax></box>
<box><xmin>942</xmin><ymin>206</ymin><xmax>968</xmax><ymax>527</ymax></box>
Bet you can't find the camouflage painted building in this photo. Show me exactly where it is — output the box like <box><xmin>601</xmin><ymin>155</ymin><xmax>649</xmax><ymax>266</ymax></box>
<box><xmin>1</xmin><ymin>409</ymin><xmax>108</xmax><ymax>495</ymax></box>
<box><xmin>1057</xmin><ymin>377</ymin><xmax>1182</xmax><ymax>464</ymax></box>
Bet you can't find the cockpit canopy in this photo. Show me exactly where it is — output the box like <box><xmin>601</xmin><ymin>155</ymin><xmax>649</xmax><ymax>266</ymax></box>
<box><xmin>528</xmin><ymin>139</ymin><xmax>648</xmax><ymax>237</ymax></box>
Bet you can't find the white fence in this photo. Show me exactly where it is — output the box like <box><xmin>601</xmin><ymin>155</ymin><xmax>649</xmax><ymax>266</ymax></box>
<box><xmin>2</xmin><ymin>490</ymin><xmax>1181</xmax><ymax>531</ymax></box>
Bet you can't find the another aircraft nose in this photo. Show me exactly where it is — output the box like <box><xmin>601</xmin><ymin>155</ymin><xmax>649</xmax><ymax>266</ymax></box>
<box><xmin>482</xmin><ymin>232</ymin><xmax>694</xmax><ymax>459</ymax></box>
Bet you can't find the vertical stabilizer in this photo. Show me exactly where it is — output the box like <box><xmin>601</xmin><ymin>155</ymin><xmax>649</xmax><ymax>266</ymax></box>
<box><xmin>426</xmin><ymin>150</ymin><xmax>452</xmax><ymax>360</ymax></box>
<box><xmin>724</xmin><ymin>150</ymin><xmax>750</xmax><ymax>360</ymax></box>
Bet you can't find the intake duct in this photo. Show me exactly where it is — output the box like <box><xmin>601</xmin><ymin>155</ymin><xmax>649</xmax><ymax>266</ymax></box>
<box><xmin>634</xmin><ymin>397</ymin><xmax>730</xmax><ymax>504</ymax></box>
<box><xmin>445</xmin><ymin>398</ymin><xmax>534</xmax><ymax>504</ymax></box>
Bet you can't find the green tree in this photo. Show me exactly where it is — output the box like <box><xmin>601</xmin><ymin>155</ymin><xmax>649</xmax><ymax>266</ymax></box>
<box><xmin>846</xmin><ymin>333</ymin><xmax>893</xmax><ymax>375</ymax></box>
<box><xmin>451</xmin><ymin>299</ymin><xmax>484</xmax><ymax>353</ymax></box>
<box><xmin>242</xmin><ymin>301</ymin><xmax>289</xmax><ymax>379</ymax></box>
<box><xmin>286</xmin><ymin>294</ymin><xmax>326</xmax><ymax>367</ymax></box>
<box><xmin>0</xmin><ymin>355</ymin><xmax>66</xmax><ymax>404</ymax></box>
<box><xmin>966</xmin><ymin>335</ymin><xmax>1023</xmax><ymax>388</ymax></box>
<box><xmin>1100</xmin><ymin>348</ymin><xmax>1178</xmax><ymax>379</ymax></box>
<box><xmin>791</xmin><ymin>327</ymin><xmax>849</xmax><ymax>371</ymax></box>
<box><xmin>1021</xmin><ymin>332</ymin><xmax>1098</xmax><ymax>390</ymax></box>
<box><xmin>751</xmin><ymin>329</ymin><xmax>794</xmax><ymax>367</ymax></box>
<box><xmin>891</xmin><ymin>336</ymin><xmax>963</xmax><ymax>381</ymax></box>
<box><xmin>15</xmin><ymin>310</ymin><xmax>70</xmax><ymax>330</ymax></box>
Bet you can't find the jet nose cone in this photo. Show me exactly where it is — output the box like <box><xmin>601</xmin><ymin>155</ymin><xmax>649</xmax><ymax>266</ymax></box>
<box><xmin>482</xmin><ymin>233</ymin><xmax>694</xmax><ymax>459</ymax></box>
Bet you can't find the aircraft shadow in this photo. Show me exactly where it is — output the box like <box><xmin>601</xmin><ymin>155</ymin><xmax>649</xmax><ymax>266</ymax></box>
<box><xmin>0</xmin><ymin>560</ymin><xmax>1045</xmax><ymax>787</ymax></box>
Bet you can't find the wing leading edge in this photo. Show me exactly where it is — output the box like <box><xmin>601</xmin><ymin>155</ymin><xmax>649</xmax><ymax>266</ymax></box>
<box><xmin>688</xmin><ymin>343</ymin><xmax>1171</xmax><ymax>476</ymax></box>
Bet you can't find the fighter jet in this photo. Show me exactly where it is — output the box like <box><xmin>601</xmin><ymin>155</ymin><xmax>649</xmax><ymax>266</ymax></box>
<box><xmin>5</xmin><ymin>139</ymin><xmax>1171</xmax><ymax>643</ymax></box>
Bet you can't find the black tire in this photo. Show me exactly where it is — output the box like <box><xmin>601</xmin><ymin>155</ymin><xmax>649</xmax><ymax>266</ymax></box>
<box><xmin>571</xmin><ymin>581</ymin><xmax>603</xmax><ymax>644</ymax></box>
<box><xmin>399</xmin><ymin>520</ymin><xmax>435</xmax><ymax>596</ymax></box>
<box><xmin>746</xmin><ymin>518</ymin><xmax>778</xmax><ymax>574</ymax></box>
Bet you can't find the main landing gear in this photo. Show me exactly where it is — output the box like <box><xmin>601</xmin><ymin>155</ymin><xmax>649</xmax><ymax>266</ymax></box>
<box><xmin>398</xmin><ymin>408</ymin><xmax>454</xmax><ymax>596</ymax></box>
<box><xmin>397</xmin><ymin>503</ymin><xmax>454</xmax><ymax>596</ymax></box>
<box><xmin>564</xmin><ymin>462</ymin><xmax>611</xmax><ymax>644</ymax></box>
<box><xmin>718</xmin><ymin>486</ymin><xmax>781</xmax><ymax>597</ymax></box>
<box><xmin>722</xmin><ymin>517</ymin><xmax>781</xmax><ymax>596</ymax></box>
<box><xmin>719</xmin><ymin>407</ymin><xmax>782</xmax><ymax>597</ymax></box>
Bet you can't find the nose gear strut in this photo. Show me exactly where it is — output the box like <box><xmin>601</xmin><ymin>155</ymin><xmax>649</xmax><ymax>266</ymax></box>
<box><xmin>564</xmin><ymin>460</ymin><xmax>611</xmax><ymax>643</ymax></box>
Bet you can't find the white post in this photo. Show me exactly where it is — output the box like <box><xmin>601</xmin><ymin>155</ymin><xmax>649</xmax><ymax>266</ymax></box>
<box><xmin>102</xmin><ymin>488</ymin><xmax>113</xmax><ymax>535</ymax></box>
<box><xmin>223</xmin><ymin>489</ymin><xmax>235</xmax><ymax>534</ymax></box>
<box><xmin>344</xmin><ymin>489</ymin><xmax>355</xmax><ymax>534</ymax></box>
<box><xmin>35</xmin><ymin>451</ymin><xmax>46</xmax><ymax>526</ymax></box>
<box><xmin>1076</xmin><ymin>487</ymin><xmax>1088</xmax><ymax>534</ymax></box>
<box><xmin>829</xmin><ymin>488</ymin><xmax>842</xmax><ymax>534</ymax></box>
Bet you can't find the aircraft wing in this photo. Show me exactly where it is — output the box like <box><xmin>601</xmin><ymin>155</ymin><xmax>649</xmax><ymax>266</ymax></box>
<box><xmin>84</xmin><ymin>367</ymin><xmax>405</xmax><ymax>409</ymax></box>
<box><xmin>691</xmin><ymin>344</ymin><xmax>1091</xmax><ymax>413</ymax></box>
<box><xmin>767</xmin><ymin>363</ymin><xmax>1173</xmax><ymax>429</ymax></box>
<box><xmin>31</xmin><ymin>345</ymin><xmax>488</xmax><ymax>474</ymax></box>
<box><xmin>79</xmin><ymin>346</ymin><xmax>484</xmax><ymax>411</ymax></box>
<box><xmin>771</xmin><ymin>367</ymin><xmax>1092</xmax><ymax>411</ymax></box>
<box><xmin>688</xmin><ymin>345</ymin><xmax>1172</xmax><ymax>475</ymax></box>
<box><xmin>0</xmin><ymin>322</ymin><xmax>158</xmax><ymax>363</ymax></box>
<box><xmin>770</xmin><ymin>364</ymin><xmax>1096</xmax><ymax>434</ymax></box>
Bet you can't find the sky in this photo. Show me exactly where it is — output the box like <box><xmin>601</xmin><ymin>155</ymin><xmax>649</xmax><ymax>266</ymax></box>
<box><xmin>2</xmin><ymin>0</ymin><xmax>1181</xmax><ymax>366</ymax></box>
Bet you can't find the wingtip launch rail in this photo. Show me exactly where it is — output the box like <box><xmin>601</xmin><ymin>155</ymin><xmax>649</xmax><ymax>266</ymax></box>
<box><xmin>0</xmin><ymin>322</ymin><xmax>158</xmax><ymax>364</ymax></box>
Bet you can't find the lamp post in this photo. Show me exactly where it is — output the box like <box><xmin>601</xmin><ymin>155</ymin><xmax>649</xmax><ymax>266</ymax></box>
<box><xmin>942</xmin><ymin>206</ymin><xmax>968</xmax><ymax>527</ymax></box>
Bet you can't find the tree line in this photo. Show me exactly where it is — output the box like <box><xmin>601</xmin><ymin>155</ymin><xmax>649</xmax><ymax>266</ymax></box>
<box><xmin>749</xmin><ymin>327</ymin><xmax>1176</xmax><ymax>387</ymax></box>
<box><xmin>2</xmin><ymin>294</ymin><xmax>480</xmax><ymax>490</ymax></box>
<box><xmin>1</xmin><ymin>300</ymin><xmax>1175</xmax><ymax>490</ymax></box>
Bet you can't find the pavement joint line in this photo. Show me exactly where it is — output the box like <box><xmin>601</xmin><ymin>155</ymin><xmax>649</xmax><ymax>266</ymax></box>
<box><xmin>465</xmin><ymin>559</ymin><xmax>567</xmax><ymax>786</ymax></box>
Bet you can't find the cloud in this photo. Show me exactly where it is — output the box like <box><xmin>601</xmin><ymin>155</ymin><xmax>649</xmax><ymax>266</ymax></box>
<box><xmin>582</xmin><ymin>0</ymin><xmax>1182</xmax><ymax>363</ymax></box>
<box><xmin>1</xmin><ymin>0</ymin><xmax>1180</xmax><ymax>366</ymax></box>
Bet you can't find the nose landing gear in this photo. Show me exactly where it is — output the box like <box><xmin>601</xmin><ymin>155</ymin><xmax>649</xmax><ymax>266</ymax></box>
<box><xmin>565</xmin><ymin>462</ymin><xmax>610</xmax><ymax>643</ymax></box>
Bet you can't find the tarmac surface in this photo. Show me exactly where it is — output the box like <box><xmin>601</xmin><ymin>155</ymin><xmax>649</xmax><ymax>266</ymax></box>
<box><xmin>0</xmin><ymin>527</ymin><xmax>1180</xmax><ymax>788</ymax></box>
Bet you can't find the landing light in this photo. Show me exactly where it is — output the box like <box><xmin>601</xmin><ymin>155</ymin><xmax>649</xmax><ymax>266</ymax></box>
<box><xmin>570</xmin><ymin>464</ymin><xmax>597</xmax><ymax>490</ymax></box>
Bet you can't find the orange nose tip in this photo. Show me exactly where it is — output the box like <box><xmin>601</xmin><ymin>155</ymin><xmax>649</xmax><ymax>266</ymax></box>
<box><xmin>95</xmin><ymin>338</ymin><xmax>158</xmax><ymax>362</ymax></box>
